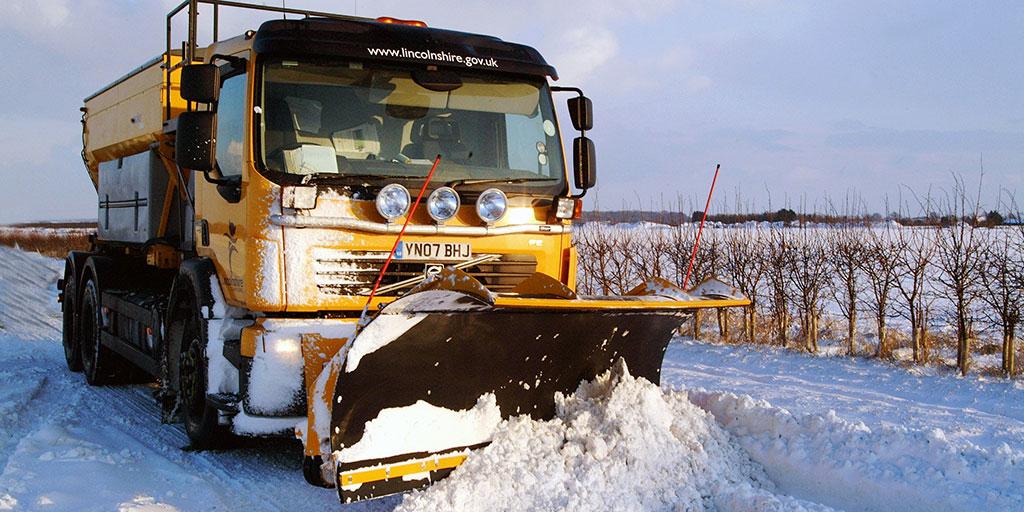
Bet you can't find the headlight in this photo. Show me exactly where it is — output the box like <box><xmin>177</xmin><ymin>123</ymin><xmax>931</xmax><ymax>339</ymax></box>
<box><xmin>427</xmin><ymin>187</ymin><xmax>460</xmax><ymax>223</ymax></box>
<box><xmin>475</xmin><ymin>188</ymin><xmax>507</xmax><ymax>224</ymax></box>
<box><xmin>375</xmin><ymin>183</ymin><xmax>410</xmax><ymax>222</ymax></box>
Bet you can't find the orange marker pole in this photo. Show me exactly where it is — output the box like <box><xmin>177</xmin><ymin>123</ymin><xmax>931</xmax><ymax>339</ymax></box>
<box><xmin>682</xmin><ymin>164</ymin><xmax>720</xmax><ymax>290</ymax></box>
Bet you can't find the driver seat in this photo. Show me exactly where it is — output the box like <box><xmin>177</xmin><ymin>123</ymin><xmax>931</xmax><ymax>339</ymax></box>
<box><xmin>402</xmin><ymin>115</ymin><xmax>471</xmax><ymax>162</ymax></box>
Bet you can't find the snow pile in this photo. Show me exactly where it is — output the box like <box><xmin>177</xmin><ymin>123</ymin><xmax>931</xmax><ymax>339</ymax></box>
<box><xmin>689</xmin><ymin>389</ymin><xmax>1024</xmax><ymax>511</ymax></box>
<box><xmin>397</xmin><ymin>362</ymin><xmax>830</xmax><ymax>512</ymax></box>
<box><xmin>337</xmin><ymin>394</ymin><xmax>502</xmax><ymax>464</ymax></box>
<box><xmin>116</xmin><ymin>495</ymin><xmax>178</xmax><ymax>511</ymax></box>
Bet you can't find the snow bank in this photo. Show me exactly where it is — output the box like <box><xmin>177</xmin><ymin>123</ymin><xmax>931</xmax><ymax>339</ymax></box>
<box><xmin>689</xmin><ymin>389</ymin><xmax>1024</xmax><ymax>512</ymax></box>
<box><xmin>0</xmin><ymin>246</ymin><xmax>62</xmax><ymax>341</ymax></box>
<box><xmin>116</xmin><ymin>495</ymin><xmax>178</xmax><ymax>511</ymax></box>
<box><xmin>397</xmin><ymin>362</ymin><xmax>829</xmax><ymax>512</ymax></box>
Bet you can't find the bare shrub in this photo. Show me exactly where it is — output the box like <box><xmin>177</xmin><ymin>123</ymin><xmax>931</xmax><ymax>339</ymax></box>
<box><xmin>723</xmin><ymin>228</ymin><xmax>766</xmax><ymax>343</ymax></box>
<box><xmin>893</xmin><ymin>227</ymin><xmax>936</xmax><ymax>363</ymax></box>
<box><xmin>0</xmin><ymin>227</ymin><xmax>93</xmax><ymax>258</ymax></box>
<box><xmin>763</xmin><ymin>227</ymin><xmax>795</xmax><ymax>346</ymax></box>
<box><xmin>859</xmin><ymin>226</ymin><xmax>905</xmax><ymax>358</ymax></box>
<box><xmin>827</xmin><ymin>226</ymin><xmax>865</xmax><ymax>356</ymax></box>
<box><xmin>573</xmin><ymin>225</ymin><xmax>604</xmax><ymax>295</ymax></box>
<box><xmin>934</xmin><ymin>177</ymin><xmax>986</xmax><ymax>376</ymax></box>
<box><xmin>977</xmin><ymin>228</ymin><xmax>1022</xmax><ymax>376</ymax></box>
<box><xmin>691</xmin><ymin>229</ymin><xmax>723</xmax><ymax>286</ymax></box>
<box><xmin>574</xmin><ymin>225</ymin><xmax>640</xmax><ymax>295</ymax></box>
<box><xmin>667</xmin><ymin>226</ymin><xmax>696</xmax><ymax>288</ymax></box>
<box><xmin>788</xmin><ymin>229</ymin><xmax>830</xmax><ymax>353</ymax></box>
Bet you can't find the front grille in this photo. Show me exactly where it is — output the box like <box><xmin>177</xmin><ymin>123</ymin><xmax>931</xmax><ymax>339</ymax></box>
<box><xmin>312</xmin><ymin>249</ymin><xmax>537</xmax><ymax>296</ymax></box>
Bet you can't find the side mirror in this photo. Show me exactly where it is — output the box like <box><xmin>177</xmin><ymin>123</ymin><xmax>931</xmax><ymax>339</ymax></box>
<box><xmin>181</xmin><ymin>64</ymin><xmax>220</xmax><ymax>103</ymax></box>
<box><xmin>567</xmin><ymin>96</ymin><xmax>593</xmax><ymax>132</ymax></box>
<box><xmin>175</xmin><ymin>111</ymin><xmax>216</xmax><ymax>171</ymax></box>
<box><xmin>572</xmin><ymin>136</ymin><xmax>596</xmax><ymax>189</ymax></box>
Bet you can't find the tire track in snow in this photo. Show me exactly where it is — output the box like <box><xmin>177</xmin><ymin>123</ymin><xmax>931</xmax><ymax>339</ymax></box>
<box><xmin>48</xmin><ymin>370</ymin><xmax>398</xmax><ymax>510</ymax></box>
<box><xmin>78</xmin><ymin>382</ymin><xmax>337</xmax><ymax>511</ymax></box>
<box><xmin>0</xmin><ymin>337</ymin><xmax>365</xmax><ymax>511</ymax></box>
<box><xmin>0</xmin><ymin>365</ymin><xmax>50</xmax><ymax>470</ymax></box>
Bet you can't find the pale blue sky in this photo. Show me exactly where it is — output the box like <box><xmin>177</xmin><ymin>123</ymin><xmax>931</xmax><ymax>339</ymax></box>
<box><xmin>0</xmin><ymin>0</ymin><xmax>1020</xmax><ymax>222</ymax></box>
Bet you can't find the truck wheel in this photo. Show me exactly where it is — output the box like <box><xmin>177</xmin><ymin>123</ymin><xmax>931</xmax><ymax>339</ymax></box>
<box><xmin>61</xmin><ymin>273</ymin><xmax>82</xmax><ymax>372</ymax></box>
<box><xmin>303</xmin><ymin>455</ymin><xmax>334</xmax><ymax>488</ymax></box>
<box><xmin>79</xmin><ymin>277</ymin><xmax>118</xmax><ymax>385</ymax></box>
<box><xmin>178</xmin><ymin>300</ymin><xmax>227</xmax><ymax>449</ymax></box>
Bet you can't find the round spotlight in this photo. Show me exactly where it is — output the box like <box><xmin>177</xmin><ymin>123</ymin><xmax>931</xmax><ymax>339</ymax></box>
<box><xmin>427</xmin><ymin>186</ymin><xmax>460</xmax><ymax>223</ymax></box>
<box><xmin>375</xmin><ymin>183</ymin><xmax>410</xmax><ymax>222</ymax></box>
<box><xmin>475</xmin><ymin>188</ymin><xmax>508</xmax><ymax>225</ymax></box>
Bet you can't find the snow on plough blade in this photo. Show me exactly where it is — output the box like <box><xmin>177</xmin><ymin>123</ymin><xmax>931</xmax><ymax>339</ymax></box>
<box><xmin>328</xmin><ymin>270</ymin><xmax>748</xmax><ymax>503</ymax></box>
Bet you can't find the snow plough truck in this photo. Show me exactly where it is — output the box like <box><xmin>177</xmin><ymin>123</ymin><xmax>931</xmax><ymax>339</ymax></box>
<box><xmin>59</xmin><ymin>0</ymin><xmax>750</xmax><ymax>503</ymax></box>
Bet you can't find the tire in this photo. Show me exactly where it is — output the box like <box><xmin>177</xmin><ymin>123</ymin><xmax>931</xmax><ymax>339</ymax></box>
<box><xmin>61</xmin><ymin>272</ymin><xmax>82</xmax><ymax>372</ymax></box>
<box><xmin>176</xmin><ymin>294</ymin><xmax>227</xmax><ymax>449</ymax></box>
<box><xmin>79</xmin><ymin>277</ymin><xmax>122</xmax><ymax>385</ymax></box>
<box><xmin>303</xmin><ymin>455</ymin><xmax>334</xmax><ymax>488</ymax></box>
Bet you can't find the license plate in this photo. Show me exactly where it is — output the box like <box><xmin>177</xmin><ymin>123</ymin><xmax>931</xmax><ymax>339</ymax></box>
<box><xmin>396</xmin><ymin>241</ymin><xmax>472</xmax><ymax>261</ymax></box>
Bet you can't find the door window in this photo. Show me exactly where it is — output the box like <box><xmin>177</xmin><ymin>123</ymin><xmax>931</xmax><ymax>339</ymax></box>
<box><xmin>216</xmin><ymin>72</ymin><xmax>247</xmax><ymax>177</ymax></box>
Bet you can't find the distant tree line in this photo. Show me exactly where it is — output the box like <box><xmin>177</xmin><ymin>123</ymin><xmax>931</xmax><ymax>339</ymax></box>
<box><xmin>583</xmin><ymin>208</ymin><xmax>1016</xmax><ymax>228</ymax></box>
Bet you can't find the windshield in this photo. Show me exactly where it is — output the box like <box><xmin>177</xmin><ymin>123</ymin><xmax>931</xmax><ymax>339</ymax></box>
<box><xmin>258</xmin><ymin>59</ymin><xmax>566</xmax><ymax>193</ymax></box>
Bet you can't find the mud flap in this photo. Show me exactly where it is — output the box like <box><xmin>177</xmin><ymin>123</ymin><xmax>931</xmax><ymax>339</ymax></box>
<box><xmin>330</xmin><ymin>302</ymin><xmax>690</xmax><ymax>502</ymax></box>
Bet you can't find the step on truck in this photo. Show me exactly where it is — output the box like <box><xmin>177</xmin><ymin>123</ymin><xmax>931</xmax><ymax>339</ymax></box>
<box><xmin>60</xmin><ymin>0</ymin><xmax>750</xmax><ymax>503</ymax></box>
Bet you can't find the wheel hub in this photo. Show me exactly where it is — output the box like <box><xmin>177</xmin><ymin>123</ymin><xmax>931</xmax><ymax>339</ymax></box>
<box><xmin>180</xmin><ymin>339</ymin><xmax>204</xmax><ymax>417</ymax></box>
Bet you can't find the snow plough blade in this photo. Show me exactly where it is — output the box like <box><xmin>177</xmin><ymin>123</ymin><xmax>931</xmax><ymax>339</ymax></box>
<box><xmin>329</xmin><ymin>271</ymin><xmax>748</xmax><ymax>502</ymax></box>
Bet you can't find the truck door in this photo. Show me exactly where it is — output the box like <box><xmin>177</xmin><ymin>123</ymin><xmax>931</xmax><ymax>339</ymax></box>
<box><xmin>195</xmin><ymin>61</ymin><xmax>249</xmax><ymax>302</ymax></box>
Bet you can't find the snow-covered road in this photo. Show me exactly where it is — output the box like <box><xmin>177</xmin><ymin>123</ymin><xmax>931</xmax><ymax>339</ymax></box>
<box><xmin>0</xmin><ymin>246</ymin><xmax>1020</xmax><ymax>511</ymax></box>
<box><xmin>0</xmin><ymin>247</ymin><xmax>377</xmax><ymax>511</ymax></box>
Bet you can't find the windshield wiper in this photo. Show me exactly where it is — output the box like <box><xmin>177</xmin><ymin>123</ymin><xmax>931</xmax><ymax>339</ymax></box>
<box><xmin>447</xmin><ymin>177</ymin><xmax>558</xmax><ymax>189</ymax></box>
<box><xmin>300</xmin><ymin>173</ymin><xmax>413</xmax><ymax>184</ymax></box>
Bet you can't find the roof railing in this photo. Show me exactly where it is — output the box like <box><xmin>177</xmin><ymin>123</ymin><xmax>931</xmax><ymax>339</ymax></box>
<box><xmin>164</xmin><ymin>0</ymin><xmax>367</xmax><ymax>119</ymax></box>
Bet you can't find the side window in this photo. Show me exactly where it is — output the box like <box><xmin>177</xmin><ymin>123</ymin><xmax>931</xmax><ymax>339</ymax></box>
<box><xmin>216</xmin><ymin>72</ymin><xmax>247</xmax><ymax>177</ymax></box>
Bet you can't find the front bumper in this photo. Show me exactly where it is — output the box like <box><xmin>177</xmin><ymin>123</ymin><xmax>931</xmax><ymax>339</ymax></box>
<box><xmin>233</xmin><ymin>317</ymin><xmax>356</xmax><ymax>435</ymax></box>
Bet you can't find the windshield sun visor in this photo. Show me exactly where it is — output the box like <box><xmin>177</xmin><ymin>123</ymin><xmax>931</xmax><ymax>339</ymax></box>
<box><xmin>253</xmin><ymin>18</ymin><xmax>558</xmax><ymax>80</ymax></box>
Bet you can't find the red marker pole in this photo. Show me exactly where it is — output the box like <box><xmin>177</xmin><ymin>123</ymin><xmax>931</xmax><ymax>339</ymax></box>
<box><xmin>358</xmin><ymin>155</ymin><xmax>442</xmax><ymax>330</ymax></box>
<box><xmin>682</xmin><ymin>164</ymin><xmax>720</xmax><ymax>290</ymax></box>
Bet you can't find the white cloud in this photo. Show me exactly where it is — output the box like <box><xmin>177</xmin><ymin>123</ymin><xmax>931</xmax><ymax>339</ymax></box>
<box><xmin>0</xmin><ymin>116</ymin><xmax>78</xmax><ymax>167</ymax></box>
<box><xmin>0</xmin><ymin>115</ymin><xmax>94</xmax><ymax>224</ymax></box>
<box><xmin>551</xmin><ymin>27</ymin><xmax>620</xmax><ymax>83</ymax></box>
<box><xmin>687</xmin><ymin>75</ymin><xmax>713</xmax><ymax>92</ymax></box>
<box><xmin>657</xmin><ymin>45</ymin><xmax>696</xmax><ymax>69</ymax></box>
<box><xmin>579</xmin><ymin>0</ymin><xmax>677</xmax><ymax>21</ymax></box>
<box><xmin>0</xmin><ymin>0</ymin><xmax>71</xmax><ymax>31</ymax></box>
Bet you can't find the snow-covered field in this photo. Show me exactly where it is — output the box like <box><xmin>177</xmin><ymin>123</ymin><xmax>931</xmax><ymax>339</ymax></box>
<box><xmin>1</xmin><ymin>245</ymin><xmax>1021</xmax><ymax>511</ymax></box>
